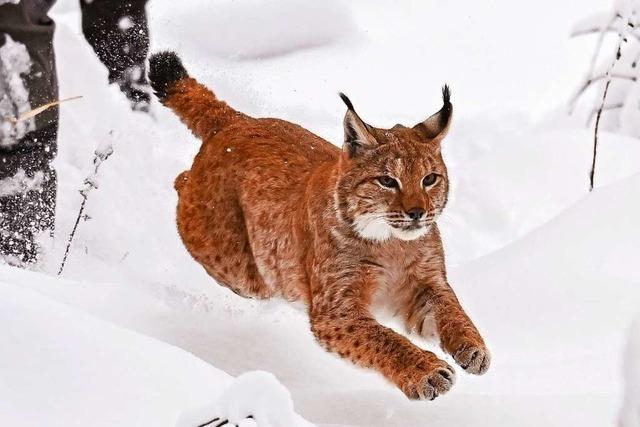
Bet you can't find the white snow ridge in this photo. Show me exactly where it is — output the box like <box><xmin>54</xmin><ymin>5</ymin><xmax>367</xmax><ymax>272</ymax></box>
<box><xmin>178</xmin><ymin>371</ymin><xmax>316</xmax><ymax>427</ymax></box>
<box><xmin>620</xmin><ymin>315</ymin><xmax>640</xmax><ymax>427</ymax></box>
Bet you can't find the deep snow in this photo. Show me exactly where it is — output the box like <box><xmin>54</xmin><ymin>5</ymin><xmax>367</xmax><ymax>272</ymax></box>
<box><xmin>1</xmin><ymin>0</ymin><xmax>639</xmax><ymax>426</ymax></box>
<box><xmin>621</xmin><ymin>315</ymin><xmax>640</xmax><ymax>427</ymax></box>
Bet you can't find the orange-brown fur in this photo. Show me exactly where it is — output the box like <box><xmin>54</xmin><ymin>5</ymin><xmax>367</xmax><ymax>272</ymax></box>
<box><xmin>151</xmin><ymin>53</ymin><xmax>490</xmax><ymax>400</ymax></box>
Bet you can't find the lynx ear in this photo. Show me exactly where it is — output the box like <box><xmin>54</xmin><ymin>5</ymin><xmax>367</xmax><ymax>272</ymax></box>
<box><xmin>340</xmin><ymin>93</ymin><xmax>378</xmax><ymax>157</ymax></box>
<box><xmin>413</xmin><ymin>85</ymin><xmax>453</xmax><ymax>142</ymax></box>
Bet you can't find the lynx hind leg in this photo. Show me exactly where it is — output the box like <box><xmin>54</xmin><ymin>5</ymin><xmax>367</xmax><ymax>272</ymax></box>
<box><xmin>175</xmin><ymin>192</ymin><xmax>274</xmax><ymax>300</ymax></box>
<box><xmin>203</xmin><ymin>227</ymin><xmax>274</xmax><ymax>300</ymax></box>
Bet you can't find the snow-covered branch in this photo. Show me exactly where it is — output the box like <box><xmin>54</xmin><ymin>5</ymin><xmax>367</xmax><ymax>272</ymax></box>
<box><xmin>57</xmin><ymin>138</ymin><xmax>114</xmax><ymax>275</ymax></box>
<box><xmin>570</xmin><ymin>2</ymin><xmax>640</xmax><ymax>135</ymax></box>
<box><xmin>570</xmin><ymin>1</ymin><xmax>640</xmax><ymax>190</ymax></box>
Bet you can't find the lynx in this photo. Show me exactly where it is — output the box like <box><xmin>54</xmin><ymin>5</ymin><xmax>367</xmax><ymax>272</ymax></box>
<box><xmin>148</xmin><ymin>52</ymin><xmax>490</xmax><ymax>400</ymax></box>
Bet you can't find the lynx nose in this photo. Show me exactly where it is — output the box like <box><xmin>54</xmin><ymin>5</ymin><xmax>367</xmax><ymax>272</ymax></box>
<box><xmin>407</xmin><ymin>208</ymin><xmax>425</xmax><ymax>221</ymax></box>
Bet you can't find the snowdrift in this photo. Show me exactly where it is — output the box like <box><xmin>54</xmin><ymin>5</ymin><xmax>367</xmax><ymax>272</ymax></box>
<box><xmin>0</xmin><ymin>270</ymin><xmax>314</xmax><ymax>427</ymax></box>
<box><xmin>150</xmin><ymin>0</ymin><xmax>356</xmax><ymax>60</ymax></box>
<box><xmin>0</xmin><ymin>275</ymin><xmax>228</xmax><ymax>426</ymax></box>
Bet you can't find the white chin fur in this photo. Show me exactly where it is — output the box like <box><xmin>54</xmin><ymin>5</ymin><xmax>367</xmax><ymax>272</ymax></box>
<box><xmin>391</xmin><ymin>225</ymin><xmax>429</xmax><ymax>241</ymax></box>
<box><xmin>353</xmin><ymin>214</ymin><xmax>393</xmax><ymax>241</ymax></box>
<box><xmin>353</xmin><ymin>214</ymin><xmax>429</xmax><ymax>242</ymax></box>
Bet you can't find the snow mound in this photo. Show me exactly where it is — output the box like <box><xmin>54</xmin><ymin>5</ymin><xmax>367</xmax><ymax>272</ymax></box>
<box><xmin>442</xmin><ymin>128</ymin><xmax>640</xmax><ymax>264</ymax></box>
<box><xmin>620</xmin><ymin>315</ymin><xmax>640</xmax><ymax>427</ymax></box>
<box><xmin>0</xmin><ymin>271</ymin><xmax>230</xmax><ymax>426</ymax></box>
<box><xmin>178</xmin><ymin>371</ymin><xmax>315</xmax><ymax>427</ymax></box>
<box><xmin>151</xmin><ymin>0</ymin><xmax>356</xmax><ymax>60</ymax></box>
<box><xmin>451</xmin><ymin>173</ymin><xmax>640</xmax><ymax>399</ymax></box>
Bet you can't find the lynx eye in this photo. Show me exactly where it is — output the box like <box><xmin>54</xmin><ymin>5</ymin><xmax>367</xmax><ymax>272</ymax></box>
<box><xmin>422</xmin><ymin>173</ymin><xmax>438</xmax><ymax>187</ymax></box>
<box><xmin>377</xmin><ymin>176</ymin><xmax>399</xmax><ymax>189</ymax></box>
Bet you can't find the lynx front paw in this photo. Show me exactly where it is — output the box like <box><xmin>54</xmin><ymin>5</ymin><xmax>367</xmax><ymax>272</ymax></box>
<box><xmin>453</xmin><ymin>344</ymin><xmax>490</xmax><ymax>375</ymax></box>
<box><xmin>402</xmin><ymin>362</ymin><xmax>456</xmax><ymax>401</ymax></box>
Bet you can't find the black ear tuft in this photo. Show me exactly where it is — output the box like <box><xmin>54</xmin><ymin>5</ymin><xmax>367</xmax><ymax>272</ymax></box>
<box><xmin>439</xmin><ymin>84</ymin><xmax>453</xmax><ymax>127</ymax></box>
<box><xmin>339</xmin><ymin>92</ymin><xmax>355</xmax><ymax>111</ymax></box>
<box><xmin>413</xmin><ymin>85</ymin><xmax>453</xmax><ymax>141</ymax></box>
<box><xmin>148</xmin><ymin>51</ymin><xmax>189</xmax><ymax>100</ymax></box>
<box><xmin>442</xmin><ymin>84</ymin><xmax>452</xmax><ymax>107</ymax></box>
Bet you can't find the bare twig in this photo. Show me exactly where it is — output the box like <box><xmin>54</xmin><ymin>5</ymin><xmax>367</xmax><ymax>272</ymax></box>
<box><xmin>572</xmin><ymin>25</ymin><xmax>640</xmax><ymax>43</ymax></box>
<box><xmin>583</xmin><ymin>15</ymin><xmax>619</xmax><ymax>77</ymax></box>
<box><xmin>58</xmin><ymin>139</ymin><xmax>114</xmax><ymax>275</ymax></box>
<box><xmin>570</xmin><ymin>73</ymin><xmax>637</xmax><ymax>107</ymax></box>
<box><xmin>1</xmin><ymin>96</ymin><xmax>82</xmax><ymax>124</ymax></box>
<box><xmin>58</xmin><ymin>197</ymin><xmax>88</xmax><ymax>276</ymax></box>
<box><xmin>568</xmin><ymin>10</ymin><xmax>639</xmax><ymax>113</ymax></box>
<box><xmin>590</xmin><ymin>37</ymin><xmax>625</xmax><ymax>192</ymax></box>
<box><xmin>587</xmin><ymin>102</ymin><xmax>624</xmax><ymax>125</ymax></box>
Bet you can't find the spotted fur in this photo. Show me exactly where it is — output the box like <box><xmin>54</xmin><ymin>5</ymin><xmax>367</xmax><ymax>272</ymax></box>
<box><xmin>149</xmin><ymin>52</ymin><xmax>490</xmax><ymax>400</ymax></box>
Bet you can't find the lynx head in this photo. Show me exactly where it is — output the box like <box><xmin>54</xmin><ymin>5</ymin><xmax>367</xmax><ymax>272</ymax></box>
<box><xmin>335</xmin><ymin>87</ymin><xmax>452</xmax><ymax>242</ymax></box>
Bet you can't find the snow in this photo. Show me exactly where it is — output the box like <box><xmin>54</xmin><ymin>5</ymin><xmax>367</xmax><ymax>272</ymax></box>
<box><xmin>0</xmin><ymin>267</ymin><xmax>315</xmax><ymax>427</ymax></box>
<box><xmin>620</xmin><ymin>315</ymin><xmax>640</xmax><ymax>427</ymax></box>
<box><xmin>0</xmin><ymin>273</ymin><xmax>229</xmax><ymax>426</ymax></box>
<box><xmin>151</xmin><ymin>0</ymin><xmax>356</xmax><ymax>60</ymax></box>
<box><xmin>118</xmin><ymin>16</ymin><xmax>134</xmax><ymax>31</ymax></box>
<box><xmin>1</xmin><ymin>0</ymin><xmax>639</xmax><ymax>426</ymax></box>
<box><xmin>178</xmin><ymin>371</ymin><xmax>316</xmax><ymax>427</ymax></box>
<box><xmin>0</xmin><ymin>35</ymin><xmax>35</xmax><ymax>148</ymax></box>
<box><xmin>0</xmin><ymin>168</ymin><xmax>44</xmax><ymax>197</ymax></box>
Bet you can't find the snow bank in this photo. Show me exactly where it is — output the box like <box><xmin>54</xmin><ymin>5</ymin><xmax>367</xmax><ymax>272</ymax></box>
<box><xmin>451</xmin><ymin>173</ymin><xmax>640</xmax><ymax>401</ymax></box>
<box><xmin>178</xmin><ymin>371</ymin><xmax>316</xmax><ymax>427</ymax></box>
<box><xmin>0</xmin><ymin>273</ymin><xmax>229</xmax><ymax>426</ymax></box>
<box><xmin>149</xmin><ymin>0</ymin><xmax>356</xmax><ymax>60</ymax></box>
<box><xmin>0</xmin><ymin>267</ymin><xmax>315</xmax><ymax>427</ymax></box>
<box><xmin>620</xmin><ymin>315</ymin><xmax>640</xmax><ymax>427</ymax></box>
<box><xmin>442</xmin><ymin>128</ymin><xmax>640</xmax><ymax>264</ymax></box>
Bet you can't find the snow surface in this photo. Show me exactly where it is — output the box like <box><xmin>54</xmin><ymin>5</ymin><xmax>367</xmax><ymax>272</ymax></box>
<box><xmin>620</xmin><ymin>315</ymin><xmax>640</xmax><ymax>427</ymax></box>
<box><xmin>154</xmin><ymin>0</ymin><xmax>356</xmax><ymax>60</ymax></box>
<box><xmin>1</xmin><ymin>0</ymin><xmax>639</xmax><ymax>426</ymax></box>
<box><xmin>0</xmin><ymin>274</ymin><xmax>229</xmax><ymax>426</ymax></box>
<box><xmin>0</xmin><ymin>271</ymin><xmax>312</xmax><ymax>426</ymax></box>
<box><xmin>178</xmin><ymin>371</ymin><xmax>317</xmax><ymax>427</ymax></box>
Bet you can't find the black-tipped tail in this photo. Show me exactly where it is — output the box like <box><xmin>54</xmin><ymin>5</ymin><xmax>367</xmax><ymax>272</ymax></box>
<box><xmin>148</xmin><ymin>51</ymin><xmax>189</xmax><ymax>100</ymax></box>
<box><xmin>339</xmin><ymin>92</ymin><xmax>355</xmax><ymax>111</ymax></box>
